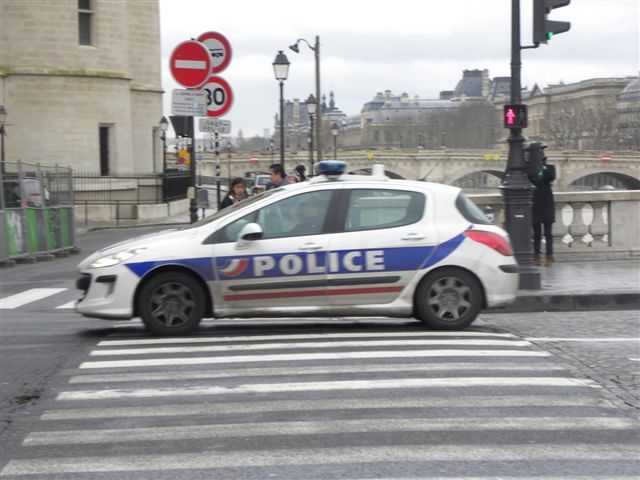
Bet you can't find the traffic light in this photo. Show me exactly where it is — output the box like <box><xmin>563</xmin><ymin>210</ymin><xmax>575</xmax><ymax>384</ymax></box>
<box><xmin>503</xmin><ymin>104</ymin><xmax>528</xmax><ymax>129</ymax></box>
<box><xmin>533</xmin><ymin>0</ymin><xmax>571</xmax><ymax>44</ymax></box>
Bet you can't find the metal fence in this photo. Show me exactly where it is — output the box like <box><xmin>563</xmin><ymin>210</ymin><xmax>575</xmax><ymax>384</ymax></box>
<box><xmin>72</xmin><ymin>171</ymin><xmax>191</xmax><ymax>205</ymax></box>
<box><xmin>1</xmin><ymin>160</ymin><xmax>77</xmax><ymax>264</ymax></box>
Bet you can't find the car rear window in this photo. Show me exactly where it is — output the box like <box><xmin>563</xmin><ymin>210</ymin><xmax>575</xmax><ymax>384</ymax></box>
<box><xmin>456</xmin><ymin>192</ymin><xmax>491</xmax><ymax>225</ymax></box>
<box><xmin>344</xmin><ymin>189</ymin><xmax>425</xmax><ymax>231</ymax></box>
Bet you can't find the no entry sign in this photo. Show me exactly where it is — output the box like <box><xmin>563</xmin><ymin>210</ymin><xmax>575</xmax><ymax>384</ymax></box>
<box><xmin>170</xmin><ymin>40</ymin><xmax>212</xmax><ymax>89</ymax></box>
<box><xmin>197</xmin><ymin>31</ymin><xmax>232</xmax><ymax>74</ymax></box>
<box><xmin>201</xmin><ymin>76</ymin><xmax>234</xmax><ymax>117</ymax></box>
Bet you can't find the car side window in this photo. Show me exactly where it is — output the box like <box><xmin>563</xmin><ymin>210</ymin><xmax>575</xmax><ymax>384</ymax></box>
<box><xmin>344</xmin><ymin>189</ymin><xmax>425</xmax><ymax>231</ymax></box>
<box><xmin>214</xmin><ymin>190</ymin><xmax>333</xmax><ymax>243</ymax></box>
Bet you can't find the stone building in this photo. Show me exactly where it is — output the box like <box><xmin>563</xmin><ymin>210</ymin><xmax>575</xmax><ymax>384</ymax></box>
<box><xmin>0</xmin><ymin>0</ymin><xmax>163</xmax><ymax>174</ymax></box>
<box><xmin>516</xmin><ymin>76</ymin><xmax>637</xmax><ymax>151</ymax></box>
<box><xmin>617</xmin><ymin>75</ymin><xmax>640</xmax><ymax>151</ymax></box>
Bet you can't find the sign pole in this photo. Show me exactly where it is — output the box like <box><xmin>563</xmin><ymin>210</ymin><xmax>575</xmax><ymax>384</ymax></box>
<box><xmin>189</xmin><ymin>115</ymin><xmax>198</xmax><ymax>223</ymax></box>
<box><xmin>215</xmin><ymin>131</ymin><xmax>221</xmax><ymax>209</ymax></box>
<box><xmin>500</xmin><ymin>0</ymin><xmax>540</xmax><ymax>289</ymax></box>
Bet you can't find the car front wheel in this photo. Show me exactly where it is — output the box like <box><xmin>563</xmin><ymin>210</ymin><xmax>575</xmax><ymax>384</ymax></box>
<box><xmin>415</xmin><ymin>268</ymin><xmax>482</xmax><ymax>330</ymax></box>
<box><xmin>138</xmin><ymin>272</ymin><xmax>205</xmax><ymax>336</ymax></box>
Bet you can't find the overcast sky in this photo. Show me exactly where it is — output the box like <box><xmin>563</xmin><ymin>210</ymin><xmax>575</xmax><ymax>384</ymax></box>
<box><xmin>159</xmin><ymin>0</ymin><xmax>639</xmax><ymax>137</ymax></box>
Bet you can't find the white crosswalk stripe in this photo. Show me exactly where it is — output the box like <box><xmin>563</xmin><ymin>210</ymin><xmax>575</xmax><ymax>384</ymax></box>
<box><xmin>0</xmin><ymin>288</ymin><xmax>67</xmax><ymax>309</ymax></box>
<box><xmin>1</xmin><ymin>329</ymin><xmax>638</xmax><ymax>478</ymax></box>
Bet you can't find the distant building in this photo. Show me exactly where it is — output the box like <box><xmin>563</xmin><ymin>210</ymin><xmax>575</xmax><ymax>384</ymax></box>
<box><xmin>617</xmin><ymin>75</ymin><xmax>640</xmax><ymax>151</ymax></box>
<box><xmin>0</xmin><ymin>0</ymin><xmax>163</xmax><ymax>174</ymax></box>
<box><xmin>522</xmin><ymin>76</ymin><xmax>638</xmax><ymax>150</ymax></box>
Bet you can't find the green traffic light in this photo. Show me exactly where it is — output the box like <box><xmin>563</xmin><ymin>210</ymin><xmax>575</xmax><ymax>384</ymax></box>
<box><xmin>548</xmin><ymin>32</ymin><xmax>553</xmax><ymax>40</ymax></box>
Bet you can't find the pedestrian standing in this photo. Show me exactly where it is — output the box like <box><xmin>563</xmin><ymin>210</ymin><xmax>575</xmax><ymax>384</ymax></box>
<box><xmin>220</xmin><ymin>177</ymin><xmax>249</xmax><ymax>210</ymax></box>
<box><xmin>266</xmin><ymin>164</ymin><xmax>290</xmax><ymax>190</ymax></box>
<box><xmin>532</xmin><ymin>156</ymin><xmax>556</xmax><ymax>267</ymax></box>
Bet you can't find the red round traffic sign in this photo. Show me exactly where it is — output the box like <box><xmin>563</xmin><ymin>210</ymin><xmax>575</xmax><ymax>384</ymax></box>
<box><xmin>197</xmin><ymin>31</ymin><xmax>232</xmax><ymax>74</ymax></box>
<box><xmin>169</xmin><ymin>40</ymin><xmax>212</xmax><ymax>89</ymax></box>
<box><xmin>201</xmin><ymin>76</ymin><xmax>234</xmax><ymax>118</ymax></box>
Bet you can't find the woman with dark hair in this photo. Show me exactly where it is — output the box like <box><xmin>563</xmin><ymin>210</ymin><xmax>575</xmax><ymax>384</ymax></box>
<box><xmin>220</xmin><ymin>177</ymin><xmax>248</xmax><ymax>210</ymax></box>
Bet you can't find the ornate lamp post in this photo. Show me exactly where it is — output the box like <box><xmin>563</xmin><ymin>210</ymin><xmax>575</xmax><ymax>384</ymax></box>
<box><xmin>159</xmin><ymin>116</ymin><xmax>168</xmax><ymax>173</ymax></box>
<box><xmin>289</xmin><ymin>36</ymin><xmax>322</xmax><ymax>163</ymax></box>
<box><xmin>272</xmin><ymin>50</ymin><xmax>290</xmax><ymax>169</ymax></box>
<box><xmin>330</xmin><ymin>122</ymin><xmax>339</xmax><ymax>160</ymax></box>
<box><xmin>305</xmin><ymin>94</ymin><xmax>316</xmax><ymax>173</ymax></box>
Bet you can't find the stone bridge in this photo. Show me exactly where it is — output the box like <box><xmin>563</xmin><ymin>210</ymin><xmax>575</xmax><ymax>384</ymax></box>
<box><xmin>194</xmin><ymin>148</ymin><xmax>640</xmax><ymax>190</ymax></box>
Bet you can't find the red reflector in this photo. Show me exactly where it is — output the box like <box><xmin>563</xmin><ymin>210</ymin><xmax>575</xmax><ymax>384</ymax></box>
<box><xmin>464</xmin><ymin>230</ymin><xmax>513</xmax><ymax>256</ymax></box>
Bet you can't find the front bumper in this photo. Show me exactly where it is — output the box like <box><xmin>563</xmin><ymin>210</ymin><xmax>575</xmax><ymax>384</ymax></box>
<box><xmin>75</xmin><ymin>266</ymin><xmax>138</xmax><ymax>319</ymax></box>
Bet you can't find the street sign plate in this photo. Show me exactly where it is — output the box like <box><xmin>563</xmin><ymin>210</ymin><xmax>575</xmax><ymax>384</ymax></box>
<box><xmin>201</xmin><ymin>76</ymin><xmax>234</xmax><ymax>117</ymax></box>
<box><xmin>171</xmin><ymin>89</ymin><xmax>207</xmax><ymax>116</ymax></box>
<box><xmin>199</xmin><ymin>118</ymin><xmax>231</xmax><ymax>134</ymax></box>
<box><xmin>169</xmin><ymin>40</ymin><xmax>212</xmax><ymax>89</ymax></box>
<box><xmin>197</xmin><ymin>31</ymin><xmax>232</xmax><ymax>74</ymax></box>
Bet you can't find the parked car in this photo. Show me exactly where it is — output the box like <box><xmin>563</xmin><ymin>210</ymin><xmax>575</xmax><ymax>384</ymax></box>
<box><xmin>2</xmin><ymin>178</ymin><xmax>49</xmax><ymax>207</ymax></box>
<box><xmin>252</xmin><ymin>174</ymin><xmax>271</xmax><ymax>195</ymax></box>
<box><xmin>75</xmin><ymin>161</ymin><xmax>518</xmax><ymax>335</ymax></box>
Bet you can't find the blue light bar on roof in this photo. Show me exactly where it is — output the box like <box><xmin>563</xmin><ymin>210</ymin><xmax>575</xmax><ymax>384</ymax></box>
<box><xmin>314</xmin><ymin>160</ymin><xmax>346</xmax><ymax>176</ymax></box>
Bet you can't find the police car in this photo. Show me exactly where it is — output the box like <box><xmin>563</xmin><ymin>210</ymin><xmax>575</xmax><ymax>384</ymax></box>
<box><xmin>76</xmin><ymin>161</ymin><xmax>518</xmax><ymax>335</ymax></box>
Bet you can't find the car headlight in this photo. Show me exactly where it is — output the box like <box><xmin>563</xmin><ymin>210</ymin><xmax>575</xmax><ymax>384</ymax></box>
<box><xmin>87</xmin><ymin>248</ymin><xmax>146</xmax><ymax>269</ymax></box>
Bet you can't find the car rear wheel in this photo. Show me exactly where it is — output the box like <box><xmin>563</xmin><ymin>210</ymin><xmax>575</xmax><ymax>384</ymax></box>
<box><xmin>138</xmin><ymin>272</ymin><xmax>205</xmax><ymax>336</ymax></box>
<box><xmin>415</xmin><ymin>268</ymin><xmax>482</xmax><ymax>330</ymax></box>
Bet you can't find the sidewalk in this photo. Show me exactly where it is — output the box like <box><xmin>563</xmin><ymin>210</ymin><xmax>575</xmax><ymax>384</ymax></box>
<box><xmin>502</xmin><ymin>259</ymin><xmax>640</xmax><ymax>313</ymax></box>
<box><xmin>78</xmin><ymin>210</ymin><xmax>640</xmax><ymax>314</ymax></box>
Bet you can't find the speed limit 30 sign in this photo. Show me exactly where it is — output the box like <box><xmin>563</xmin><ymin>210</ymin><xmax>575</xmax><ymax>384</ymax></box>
<box><xmin>201</xmin><ymin>76</ymin><xmax>233</xmax><ymax>118</ymax></box>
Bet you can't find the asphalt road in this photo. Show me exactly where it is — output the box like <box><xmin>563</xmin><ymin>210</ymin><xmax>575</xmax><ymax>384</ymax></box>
<box><xmin>0</xmin><ymin>225</ymin><xmax>638</xmax><ymax>478</ymax></box>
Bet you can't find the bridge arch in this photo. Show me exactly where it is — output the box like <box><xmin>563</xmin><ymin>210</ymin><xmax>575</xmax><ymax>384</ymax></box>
<box><xmin>567</xmin><ymin>171</ymin><xmax>640</xmax><ymax>190</ymax></box>
<box><xmin>561</xmin><ymin>166</ymin><xmax>640</xmax><ymax>190</ymax></box>
<box><xmin>448</xmin><ymin>168</ymin><xmax>505</xmax><ymax>188</ymax></box>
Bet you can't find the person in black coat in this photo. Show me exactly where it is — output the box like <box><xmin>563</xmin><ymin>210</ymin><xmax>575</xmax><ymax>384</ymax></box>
<box><xmin>531</xmin><ymin>156</ymin><xmax>556</xmax><ymax>267</ymax></box>
<box><xmin>220</xmin><ymin>177</ymin><xmax>248</xmax><ymax>210</ymax></box>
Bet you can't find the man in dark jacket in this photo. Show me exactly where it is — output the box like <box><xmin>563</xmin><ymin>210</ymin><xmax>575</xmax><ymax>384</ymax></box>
<box><xmin>532</xmin><ymin>156</ymin><xmax>556</xmax><ymax>267</ymax></box>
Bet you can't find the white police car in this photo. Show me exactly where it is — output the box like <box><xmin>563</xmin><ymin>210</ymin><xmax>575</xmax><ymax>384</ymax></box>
<box><xmin>76</xmin><ymin>161</ymin><xmax>518</xmax><ymax>335</ymax></box>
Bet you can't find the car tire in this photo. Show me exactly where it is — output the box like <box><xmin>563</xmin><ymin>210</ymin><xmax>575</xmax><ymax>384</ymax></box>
<box><xmin>414</xmin><ymin>267</ymin><xmax>482</xmax><ymax>330</ymax></box>
<box><xmin>138</xmin><ymin>272</ymin><xmax>205</xmax><ymax>336</ymax></box>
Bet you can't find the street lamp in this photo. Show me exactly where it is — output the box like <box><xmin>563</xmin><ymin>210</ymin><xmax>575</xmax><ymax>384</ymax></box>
<box><xmin>0</xmin><ymin>105</ymin><xmax>7</xmax><ymax>174</ymax></box>
<box><xmin>272</xmin><ymin>50</ymin><xmax>290</xmax><ymax>169</ymax></box>
<box><xmin>330</xmin><ymin>122</ymin><xmax>339</xmax><ymax>160</ymax></box>
<box><xmin>159</xmin><ymin>116</ymin><xmax>168</xmax><ymax>172</ymax></box>
<box><xmin>306</xmin><ymin>94</ymin><xmax>316</xmax><ymax>173</ymax></box>
<box><xmin>289</xmin><ymin>36</ymin><xmax>322</xmax><ymax>163</ymax></box>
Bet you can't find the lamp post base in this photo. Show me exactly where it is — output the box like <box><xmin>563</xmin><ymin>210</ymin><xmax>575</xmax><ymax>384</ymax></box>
<box><xmin>500</xmin><ymin>170</ymin><xmax>541</xmax><ymax>291</ymax></box>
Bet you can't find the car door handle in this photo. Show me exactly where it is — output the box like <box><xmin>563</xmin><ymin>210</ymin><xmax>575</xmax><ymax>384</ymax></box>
<box><xmin>299</xmin><ymin>242</ymin><xmax>323</xmax><ymax>251</ymax></box>
<box><xmin>402</xmin><ymin>233</ymin><xmax>426</xmax><ymax>241</ymax></box>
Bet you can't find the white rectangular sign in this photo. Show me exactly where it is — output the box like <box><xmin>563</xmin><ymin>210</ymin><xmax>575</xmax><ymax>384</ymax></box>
<box><xmin>171</xmin><ymin>89</ymin><xmax>207</xmax><ymax>116</ymax></box>
<box><xmin>198</xmin><ymin>118</ymin><xmax>231</xmax><ymax>134</ymax></box>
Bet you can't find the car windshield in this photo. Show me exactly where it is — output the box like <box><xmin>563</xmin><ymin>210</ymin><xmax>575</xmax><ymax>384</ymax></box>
<box><xmin>181</xmin><ymin>187</ymin><xmax>284</xmax><ymax>229</ymax></box>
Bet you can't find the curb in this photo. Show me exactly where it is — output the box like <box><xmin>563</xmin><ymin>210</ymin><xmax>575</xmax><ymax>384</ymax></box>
<box><xmin>492</xmin><ymin>291</ymin><xmax>640</xmax><ymax>313</ymax></box>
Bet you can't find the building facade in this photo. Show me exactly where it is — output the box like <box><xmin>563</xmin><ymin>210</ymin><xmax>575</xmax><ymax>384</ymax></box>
<box><xmin>0</xmin><ymin>0</ymin><xmax>163</xmax><ymax>174</ymax></box>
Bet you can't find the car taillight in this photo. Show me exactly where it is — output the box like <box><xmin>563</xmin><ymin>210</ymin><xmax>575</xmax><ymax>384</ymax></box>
<box><xmin>464</xmin><ymin>230</ymin><xmax>513</xmax><ymax>256</ymax></box>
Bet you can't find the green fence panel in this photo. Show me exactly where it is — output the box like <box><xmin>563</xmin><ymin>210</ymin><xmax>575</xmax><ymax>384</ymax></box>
<box><xmin>24</xmin><ymin>209</ymin><xmax>41</xmax><ymax>253</ymax></box>
<box><xmin>44</xmin><ymin>208</ymin><xmax>59</xmax><ymax>250</ymax></box>
<box><xmin>60</xmin><ymin>208</ymin><xmax>71</xmax><ymax>247</ymax></box>
<box><xmin>4</xmin><ymin>210</ymin><xmax>24</xmax><ymax>256</ymax></box>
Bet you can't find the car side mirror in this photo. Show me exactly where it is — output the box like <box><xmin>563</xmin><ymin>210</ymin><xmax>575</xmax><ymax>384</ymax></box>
<box><xmin>237</xmin><ymin>223</ymin><xmax>263</xmax><ymax>248</ymax></box>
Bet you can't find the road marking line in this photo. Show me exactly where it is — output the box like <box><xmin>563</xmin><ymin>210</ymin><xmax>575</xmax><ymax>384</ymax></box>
<box><xmin>56</xmin><ymin>301</ymin><xmax>76</xmax><ymax>309</ymax></box>
<box><xmin>629</xmin><ymin>357</ymin><xmax>640</xmax><ymax>362</ymax></box>
<box><xmin>0</xmin><ymin>288</ymin><xmax>67</xmax><ymax>309</ymax></box>
<box><xmin>91</xmin><ymin>339</ymin><xmax>532</xmax><ymax>356</ymax></box>
<box><xmin>98</xmin><ymin>331</ymin><xmax>518</xmax><ymax>346</ymax></box>
<box><xmin>40</xmin><ymin>395</ymin><xmax>596</xmax><ymax>420</ymax></box>
<box><xmin>24</xmin><ymin>416</ymin><xmax>635</xmax><ymax>446</ymax></box>
<box><xmin>79</xmin><ymin>349</ymin><xmax>550</xmax><ymax>369</ymax></box>
<box><xmin>526</xmin><ymin>337</ymin><xmax>640</xmax><ymax>342</ymax></box>
<box><xmin>56</xmin><ymin>377</ymin><xmax>592</xmax><ymax>401</ymax></box>
<box><xmin>68</xmin><ymin>362</ymin><xmax>566</xmax><ymax>384</ymax></box>
<box><xmin>2</xmin><ymin>445</ymin><xmax>635</xmax><ymax>475</ymax></box>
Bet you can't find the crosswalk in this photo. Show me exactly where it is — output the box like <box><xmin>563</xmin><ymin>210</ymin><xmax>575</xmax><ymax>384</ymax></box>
<box><xmin>1</xmin><ymin>328</ymin><xmax>638</xmax><ymax>479</ymax></box>
<box><xmin>0</xmin><ymin>288</ymin><xmax>77</xmax><ymax>310</ymax></box>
